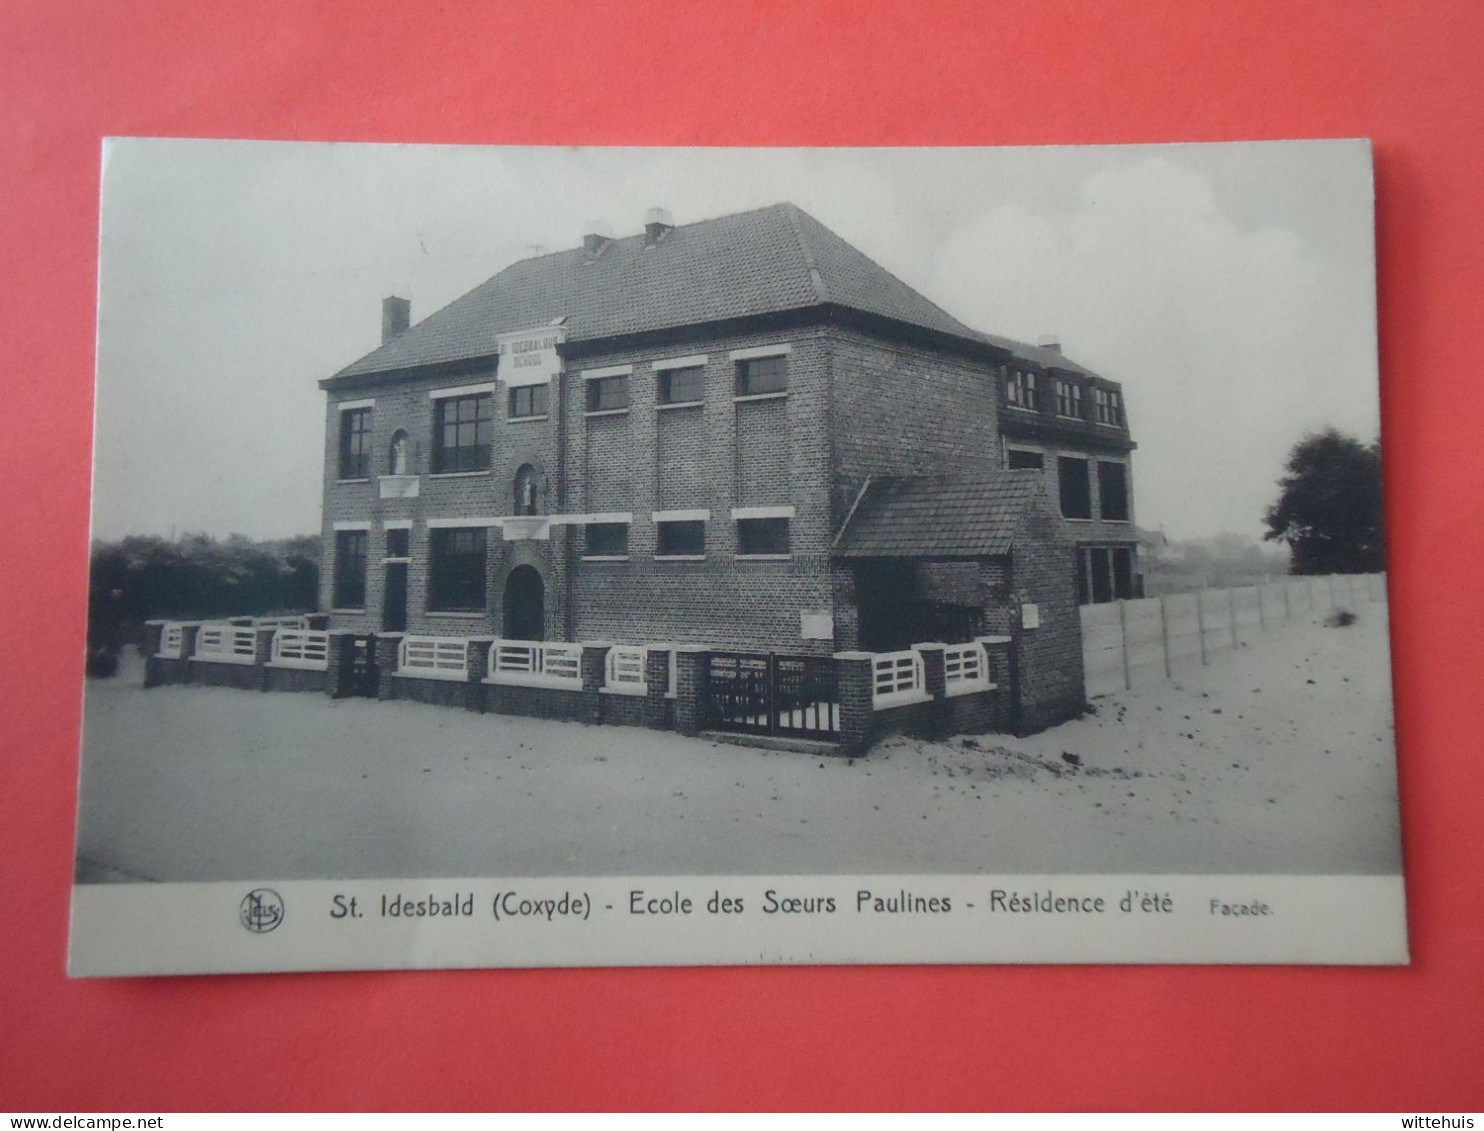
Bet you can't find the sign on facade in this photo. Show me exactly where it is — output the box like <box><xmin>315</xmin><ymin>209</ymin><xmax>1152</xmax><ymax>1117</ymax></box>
<box><xmin>496</xmin><ymin>326</ymin><xmax>566</xmax><ymax>387</ymax></box>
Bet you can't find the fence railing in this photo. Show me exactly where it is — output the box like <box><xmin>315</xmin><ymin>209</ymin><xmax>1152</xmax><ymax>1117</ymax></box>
<box><xmin>487</xmin><ymin>640</ymin><xmax>583</xmax><ymax>689</ymax></box>
<box><xmin>193</xmin><ymin>623</ymin><xmax>257</xmax><ymax>665</ymax></box>
<box><xmin>1080</xmin><ymin>571</ymin><xmax>1387</xmax><ymax>698</ymax></box>
<box><xmin>942</xmin><ymin>642</ymin><xmax>992</xmax><ymax>697</ymax></box>
<box><xmin>253</xmin><ymin>615</ymin><xmax>309</xmax><ymax>630</ymax></box>
<box><xmin>156</xmin><ymin>622</ymin><xmax>186</xmax><ymax>659</ymax></box>
<box><xmin>398</xmin><ymin>635</ymin><xmax>470</xmax><ymax>682</ymax></box>
<box><xmin>270</xmin><ymin>629</ymin><xmax>330</xmax><ymax>671</ymax></box>
<box><xmin>872</xmin><ymin>649</ymin><xmax>926</xmax><ymax>710</ymax></box>
<box><xmin>603</xmin><ymin>645</ymin><xmax>649</xmax><ymax>695</ymax></box>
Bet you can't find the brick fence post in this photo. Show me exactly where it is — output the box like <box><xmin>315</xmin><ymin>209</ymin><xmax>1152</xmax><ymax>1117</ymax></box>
<box><xmin>142</xmin><ymin>621</ymin><xmax>165</xmax><ymax>689</ymax></box>
<box><xmin>326</xmin><ymin>631</ymin><xmax>349</xmax><ymax>698</ymax></box>
<box><xmin>644</xmin><ymin>645</ymin><xmax>673</xmax><ymax>730</ymax></box>
<box><xmin>977</xmin><ymin>635</ymin><xmax>1013</xmax><ymax>733</ymax></box>
<box><xmin>466</xmin><ymin>638</ymin><xmax>494</xmax><ymax>713</ymax></box>
<box><xmin>374</xmin><ymin>634</ymin><xmax>398</xmax><ymax>700</ymax></box>
<box><xmin>580</xmin><ymin>642</ymin><xmax>612</xmax><ymax>725</ymax></box>
<box><xmin>914</xmin><ymin>643</ymin><xmax>948</xmax><ymax>740</ymax></box>
<box><xmin>180</xmin><ymin>624</ymin><xmax>201</xmax><ymax>684</ymax></box>
<box><xmin>673</xmin><ymin>647</ymin><xmax>708</xmax><ymax>736</ymax></box>
<box><xmin>834</xmin><ymin>652</ymin><xmax>874</xmax><ymax>756</ymax></box>
<box><xmin>254</xmin><ymin>627</ymin><xmax>276</xmax><ymax>691</ymax></box>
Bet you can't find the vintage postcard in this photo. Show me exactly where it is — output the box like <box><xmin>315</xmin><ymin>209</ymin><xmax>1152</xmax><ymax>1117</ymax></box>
<box><xmin>70</xmin><ymin>139</ymin><xmax>1404</xmax><ymax>974</ymax></box>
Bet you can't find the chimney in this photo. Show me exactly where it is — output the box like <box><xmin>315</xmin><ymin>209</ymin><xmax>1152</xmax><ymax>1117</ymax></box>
<box><xmin>582</xmin><ymin>220</ymin><xmax>614</xmax><ymax>255</ymax></box>
<box><xmin>644</xmin><ymin>207</ymin><xmax>674</xmax><ymax>246</ymax></box>
<box><xmin>382</xmin><ymin>295</ymin><xmax>411</xmax><ymax>343</ymax></box>
<box><xmin>1036</xmin><ymin>332</ymin><xmax>1062</xmax><ymax>354</ymax></box>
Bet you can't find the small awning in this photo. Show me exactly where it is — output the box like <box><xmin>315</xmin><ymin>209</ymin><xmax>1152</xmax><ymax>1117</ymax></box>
<box><xmin>831</xmin><ymin>472</ymin><xmax>1045</xmax><ymax>560</ymax></box>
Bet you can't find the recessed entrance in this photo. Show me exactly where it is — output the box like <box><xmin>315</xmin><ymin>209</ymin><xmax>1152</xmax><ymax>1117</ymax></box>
<box><xmin>382</xmin><ymin>562</ymin><xmax>408</xmax><ymax>633</ymax></box>
<box><xmin>502</xmin><ymin>565</ymin><xmax>545</xmax><ymax>641</ymax></box>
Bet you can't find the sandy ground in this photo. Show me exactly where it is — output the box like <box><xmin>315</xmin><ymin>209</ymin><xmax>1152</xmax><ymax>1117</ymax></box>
<box><xmin>74</xmin><ymin>608</ymin><xmax>1401</xmax><ymax>882</ymax></box>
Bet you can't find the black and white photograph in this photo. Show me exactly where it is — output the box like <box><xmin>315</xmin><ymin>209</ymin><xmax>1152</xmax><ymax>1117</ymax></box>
<box><xmin>70</xmin><ymin>139</ymin><xmax>1404</xmax><ymax>974</ymax></box>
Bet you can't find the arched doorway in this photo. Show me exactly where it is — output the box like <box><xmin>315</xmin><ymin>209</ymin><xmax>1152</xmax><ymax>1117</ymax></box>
<box><xmin>502</xmin><ymin>565</ymin><xmax>544</xmax><ymax>640</ymax></box>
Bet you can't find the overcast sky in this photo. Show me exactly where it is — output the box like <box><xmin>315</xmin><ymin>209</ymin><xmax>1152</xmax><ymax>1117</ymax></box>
<box><xmin>91</xmin><ymin>139</ymin><xmax>1379</xmax><ymax>543</ymax></box>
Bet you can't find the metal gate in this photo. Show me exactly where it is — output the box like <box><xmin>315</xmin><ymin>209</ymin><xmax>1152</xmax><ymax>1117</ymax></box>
<box><xmin>336</xmin><ymin>633</ymin><xmax>379</xmax><ymax>698</ymax></box>
<box><xmin>702</xmin><ymin>652</ymin><xmax>840</xmax><ymax>741</ymax></box>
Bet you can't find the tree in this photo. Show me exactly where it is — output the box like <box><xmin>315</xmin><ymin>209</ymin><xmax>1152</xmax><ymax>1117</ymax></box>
<box><xmin>1263</xmin><ymin>428</ymin><xmax>1385</xmax><ymax>575</ymax></box>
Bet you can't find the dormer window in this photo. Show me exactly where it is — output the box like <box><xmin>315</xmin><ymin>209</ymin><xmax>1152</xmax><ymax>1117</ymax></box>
<box><xmin>1093</xmin><ymin>387</ymin><xmax>1123</xmax><ymax>426</ymax></box>
<box><xmin>1055</xmin><ymin>378</ymin><xmax>1083</xmax><ymax>419</ymax></box>
<box><xmin>1006</xmin><ymin>369</ymin><xmax>1038</xmax><ymax>410</ymax></box>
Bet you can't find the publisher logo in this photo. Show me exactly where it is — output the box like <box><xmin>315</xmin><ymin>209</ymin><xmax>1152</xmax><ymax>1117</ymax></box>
<box><xmin>240</xmin><ymin>888</ymin><xmax>285</xmax><ymax>933</ymax></box>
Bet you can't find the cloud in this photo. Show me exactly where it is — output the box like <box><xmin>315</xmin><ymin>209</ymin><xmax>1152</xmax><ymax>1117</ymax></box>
<box><xmin>932</xmin><ymin>156</ymin><xmax>1379</xmax><ymax>539</ymax></box>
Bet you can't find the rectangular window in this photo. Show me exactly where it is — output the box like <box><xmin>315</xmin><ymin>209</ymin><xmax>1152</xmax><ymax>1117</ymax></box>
<box><xmin>433</xmin><ymin>394</ymin><xmax>492</xmax><ymax>473</ymax></box>
<box><xmin>1055</xmin><ymin>378</ymin><xmax>1083</xmax><ymax>419</ymax></box>
<box><xmin>1098</xmin><ymin>461</ymin><xmax>1130</xmax><ymax>521</ymax></box>
<box><xmin>736</xmin><ymin>355</ymin><xmax>788</xmax><ymax>396</ymax></box>
<box><xmin>333</xmin><ymin>530</ymin><xmax>368</xmax><ymax>609</ymax></box>
<box><xmin>1058</xmin><ymin>456</ymin><xmax>1092</xmax><ymax>519</ymax></box>
<box><xmin>737</xmin><ymin>517</ymin><xmax>790</xmax><ymax>556</ymax></box>
<box><xmin>339</xmin><ymin>407</ymin><xmax>371</xmax><ymax>479</ymax></box>
<box><xmin>658</xmin><ymin>366</ymin><xmax>704</xmax><ymax>405</ymax></box>
<box><xmin>385</xmin><ymin>528</ymin><xmax>410</xmax><ymax>559</ymax></box>
<box><xmin>1006</xmin><ymin>369</ymin><xmax>1038</xmax><ymax>410</ymax></box>
<box><xmin>428</xmin><ymin>527</ymin><xmax>487</xmax><ymax>611</ymax></box>
<box><xmin>584</xmin><ymin>522</ymin><xmax>629</xmax><ymax>557</ymax></box>
<box><xmin>1090</xmin><ymin>547</ymin><xmax>1114</xmax><ymax>604</ymax></box>
<box><xmin>1080</xmin><ymin>546</ymin><xmax>1135</xmax><ymax>604</ymax></box>
<box><xmin>656</xmin><ymin>520</ymin><xmax>706</xmax><ymax>557</ymax></box>
<box><xmin>1007</xmin><ymin>448</ymin><xmax>1044</xmax><ymax>470</ymax></box>
<box><xmin>585</xmin><ymin>376</ymin><xmax>629</xmax><ymax>413</ymax></box>
<box><xmin>508</xmin><ymin>384</ymin><xmax>549</xmax><ymax>420</ymax></box>
<box><xmin>1112</xmin><ymin>547</ymin><xmax>1134</xmax><ymax>599</ymax></box>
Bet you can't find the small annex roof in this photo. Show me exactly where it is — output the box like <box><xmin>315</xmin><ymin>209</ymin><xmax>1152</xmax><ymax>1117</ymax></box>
<box><xmin>330</xmin><ymin>203</ymin><xmax>985</xmax><ymax>381</ymax></box>
<box><xmin>832</xmin><ymin>471</ymin><xmax>1047</xmax><ymax>560</ymax></box>
<box><xmin>976</xmin><ymin>331</ymin><xmax>1101</xmax><ymax>379</ymax></box>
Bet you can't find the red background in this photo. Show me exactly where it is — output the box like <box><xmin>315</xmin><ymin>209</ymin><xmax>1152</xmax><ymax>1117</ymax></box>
<box><xmin>3</xmin><ymin>0</ymin><xmax>1481</xmax><ymax>1111</ymax></box>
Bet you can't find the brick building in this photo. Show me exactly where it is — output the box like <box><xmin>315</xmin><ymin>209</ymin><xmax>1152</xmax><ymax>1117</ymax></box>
<box><xmin>316</xmin><ymin>203</ymin><xmax>1137</xmax><ymax>732</ymax></box>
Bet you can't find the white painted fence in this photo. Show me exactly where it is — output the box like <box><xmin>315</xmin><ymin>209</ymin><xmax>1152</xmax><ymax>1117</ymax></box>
<box><xmin>872</xmin><ymin>649</ymin><xmax>926</xmax><ymax>710</ymax></box>
<box><xmin>398</xmin><ymin>635</ymin><xmax>470</xmax><ymax>681</ymax></box>
<box><xmin>270</xmin><ymin>629</ymin><xmax>330</xmax><ymax>671</ymax></box>
<box><xmin>156</xmin><ymin>622</ymin><xmax>185</xmax><ymax>659</ymax></box>
<box><xmin>486</xmin><ymin>640</ymin><xmax>583</xmax><ymax>689</ymax></box>
<box><xmin>603</xmin><ymin>645</ymin><xmax>649</xmax><ymax>695</ymax></box>
<box><xmin>942</xmin><ymin>642</ymin><xmax>993</xmax><ymax>697</ymax></box>
<box><xmin>1081</xmin><ymin>572</ymin><xmax>1387</xmax><ymax>698</ymax></box>
<box><xmin>192</xmin><ymin>623</ymin><xmax>257</xmax><ymax>665</ymax></box>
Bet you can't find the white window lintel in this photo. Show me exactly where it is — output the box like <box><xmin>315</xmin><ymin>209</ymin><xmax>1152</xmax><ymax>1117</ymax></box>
<box><xmin>428</xmin><ymin>382</ymin><xmax>496</xmax><ymax>400</ymax></box>
<box><xmin>581</xmin><ymin>364</ymin><xmax>633</xmax><ymax>380</ymax></box>
<box><xmin>337</xmin><ymin>398</ymin><xmax>375</xmax><ymax>412</ymax></box>
<box><xmin>729</xmin><ymin>343</ymin><xmax>793</xmax><ymax>361</ymax></box>
<box><xmin>652</xmin><ymin>509</ymin><xmax>710</xmax><ymax>523</ymax></box>
<box><xmin>382</xmin><ymin>520</ymin><xmax>413</xmax><ymax>530</ymax></box>
<box><xmin>731</xmin><ymin>506</ymin><xmax>796</xmax><ymax>520</ymax></box>
<box><xmin>651</xmin><ymin>354</ymin><xmax>709</xmax><ymax>372</ymax></box>
<box><xmin>332</xmin><ymin>521</ymin><xmax>371</xmax><ymax>532</ymax></box>
<box><xmin>426</xmin><ymin>516</ymin><xmax>499</xmax><ymax>529</ymax></box>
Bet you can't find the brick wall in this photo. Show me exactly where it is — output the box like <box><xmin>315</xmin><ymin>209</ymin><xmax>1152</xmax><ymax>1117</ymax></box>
<box><xmin>828</xmin><ymin>326</ymin><xmax>1001</xmax><ymax>526</ymax></box>
<box><xmin>1004</xmin><ymin>496</ymin><xmax>1086</xmax><ymax>733</ymax></box>
<box><xmin>563</xmin><ymin>327</ymin><xmax>834</xmax><ymax>654</ymax></box>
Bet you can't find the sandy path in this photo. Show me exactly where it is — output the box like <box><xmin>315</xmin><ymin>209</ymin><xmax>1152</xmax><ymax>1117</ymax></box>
<box><xmin>74</xmin><ymin>607</ymin><xmax>1400</xmax><ymax>881</ymax></box>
